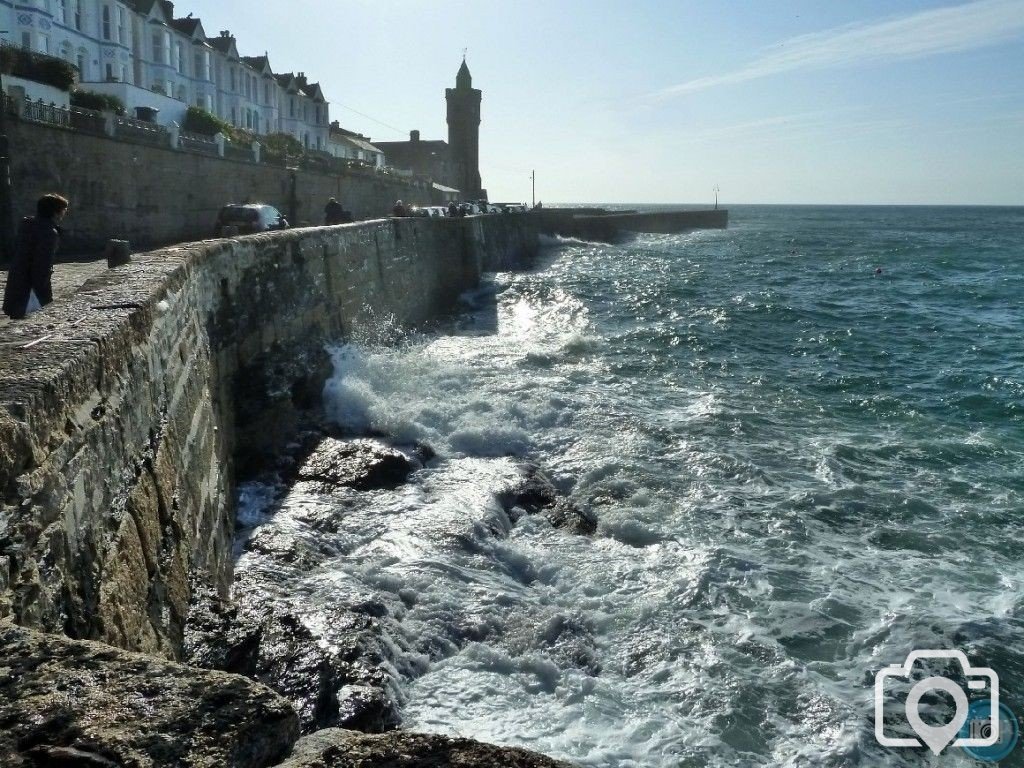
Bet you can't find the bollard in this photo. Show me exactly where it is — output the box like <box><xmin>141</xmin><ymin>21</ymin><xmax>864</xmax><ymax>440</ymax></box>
<box><xmin>105</xmin><ymin>239</ymin><xmax>131</xmax><ymax>268</ymax></box>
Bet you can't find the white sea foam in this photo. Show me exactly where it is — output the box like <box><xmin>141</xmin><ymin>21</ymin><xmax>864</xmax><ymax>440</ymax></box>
<box><xmin>253</xmin><ymin>210</ymin><xmax>1024</xmax><ymax>767</ymax></box>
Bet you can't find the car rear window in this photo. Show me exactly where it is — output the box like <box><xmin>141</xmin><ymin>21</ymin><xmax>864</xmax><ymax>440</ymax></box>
<box><xmin>220</xmin><ymin>206</ymin><xmax>260</xmax><ymax>223</ymax></box>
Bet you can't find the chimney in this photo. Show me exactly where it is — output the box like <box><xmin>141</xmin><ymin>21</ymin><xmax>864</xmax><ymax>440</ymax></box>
<box><xmin>410</xmin><ymin>130</ymin><xmax>420</xmax><ymax>142</ymax></box>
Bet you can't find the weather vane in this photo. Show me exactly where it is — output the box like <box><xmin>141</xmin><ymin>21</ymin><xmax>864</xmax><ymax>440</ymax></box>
<box><xmin>462</xmin><ymin>47</ymin><xmax>468</xmax><ymax>61</ymax></box>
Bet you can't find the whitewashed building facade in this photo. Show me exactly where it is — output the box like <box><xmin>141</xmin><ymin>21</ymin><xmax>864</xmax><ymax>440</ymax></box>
<box><xmin>0</xmin><ymin>0</ymin><xmax>329</xmax><ymax>145</ymax></box>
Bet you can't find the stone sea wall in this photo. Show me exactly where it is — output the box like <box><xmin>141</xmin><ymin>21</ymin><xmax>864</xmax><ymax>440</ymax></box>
<box><xmin>536</xmin><ymin>208</ymin><xmax>729</xmax><ymax>241</ymax></box>
<box><xmin>0</xmin><ymin>215</ymin><xmax>539</xmax><ymax>662</ymax></box>
<box><xmin>6</xmin><ymin>117</ymin><xmax>435</xmax><ymax>252</ymax></box>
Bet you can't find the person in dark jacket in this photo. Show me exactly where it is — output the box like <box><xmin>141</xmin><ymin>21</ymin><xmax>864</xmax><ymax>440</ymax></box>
<box><xmin>2</xmin><ymin>194</ymin><xmax>69</xmax><ymax>320</ymax></box>
<box><xmin>392</xmin><ymin>200</ymin><xmax>407</xmax><ymax>218</ymax></box>
<box><xmin>324</xmin><ymin>197</ymin><xmax>351</xmax><ymax>225</ymax></box>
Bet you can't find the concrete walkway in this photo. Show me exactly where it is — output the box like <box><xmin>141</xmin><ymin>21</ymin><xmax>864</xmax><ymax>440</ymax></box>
<box><xmin>0</xmin><ymin>258</ymin><xmax>108</xmax><ymax>331</ymax></box>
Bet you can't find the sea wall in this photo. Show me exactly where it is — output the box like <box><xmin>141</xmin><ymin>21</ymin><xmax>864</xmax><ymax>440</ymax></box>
<box><xmin>0</xmin><ymin>214</ymin><xmax>538</xmax><ymax>659</ymax></box>
<box><xmin>536</xmin><ymin>208</ymin><xmax>729</xmax><ymax>241</ymax></box>
<box><xmin>6</xmin><ymin>117</ymin><xmax>434</xmax><ymax>252</ymax></box>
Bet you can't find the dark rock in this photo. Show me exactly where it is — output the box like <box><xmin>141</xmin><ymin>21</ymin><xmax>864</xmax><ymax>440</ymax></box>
<box><xmin>185</xmin><ymin>588</ymin><xmax>400</xmax><ymax>736</ymax></box>
<box><xmin>498</xmin><ymin>463</ymin><xmax>558</xmax><ymax>516</ymax></box>
<box><xmin>498</xmin><ymin>464</ymin><xmax>596</xmax><ymax>534</ymax></box>
<box><xmin>0</xmin><ymin>621</ymin><xmax>298</xmax><ymax>768</ymax></box>
<box><xmin>297</xmin><ymin>438</ymin><xmax>415</xmax><ymax>492</ymax></box>
<box><xmin>277</xmin><ymin>729</ymin><xmax>576</xmax><ymax>768</ymax></box>
<box><xmin>545</xmin><ymin>499</ymin><xmax>598</xmax><ymax>535</ymax></box>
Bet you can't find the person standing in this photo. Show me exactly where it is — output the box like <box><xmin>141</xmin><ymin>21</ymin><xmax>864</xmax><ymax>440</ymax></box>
<box><xmin>392</xmin><ymin>200</ymin><xmax>407</xmax><ymax>217</ymax></box>
<box><xmin>324</xmin><ymin>197</ymin><xmax>345</xmax><ymax>225</ymax></box>
<box><xmin>2</xmin><ymin>194</ymin><xmax>69</xmax><ymax>320</ymax></box>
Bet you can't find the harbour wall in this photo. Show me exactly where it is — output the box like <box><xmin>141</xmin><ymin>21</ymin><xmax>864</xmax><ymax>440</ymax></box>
<box><xmin>5</xmin><ymin>117</ymin><xmax>435</xmax><ymax>253</ymax></box>
<box><xmin>0</xmin><ymin>214</ymin><xmax>539</xmax><ymax>659</ymax></box>
<box><xmin>536</xmin><ymin>208</ymin><xmax>729</xmax><ymax>241</ymax></box>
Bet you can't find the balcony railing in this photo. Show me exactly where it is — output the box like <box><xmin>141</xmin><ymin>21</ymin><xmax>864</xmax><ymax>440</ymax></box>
<box><xmin>113</xmin><ymin>114</ymin><xmax>167</xmax><ymax>146</ymax></box>
<box><xmin>69</xmin><ymin>105</ymin><xmax>106</xmax><ymax>135</ymax></box>
<box><xmin>21</xmin><ymin>98</ymin><xmax>71</xmax><ymax>128</ymax></box>
<box><xmin>179</xmin><ymin>130</ymin><xmax>218</xmax><ymax>155</ymax></box>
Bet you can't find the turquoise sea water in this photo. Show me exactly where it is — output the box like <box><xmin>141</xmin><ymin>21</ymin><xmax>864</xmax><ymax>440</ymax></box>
<box><xmin>261</xmin><ymin>205</ymin><xmax>1024</xmax><ymax>766</ymax></box>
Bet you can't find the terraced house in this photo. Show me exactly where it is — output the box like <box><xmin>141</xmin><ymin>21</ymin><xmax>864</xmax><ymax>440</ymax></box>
<box><xmin>0</xmin><ymin>0</ymin><xmax>330</xmax><ymax>148</ymax></box>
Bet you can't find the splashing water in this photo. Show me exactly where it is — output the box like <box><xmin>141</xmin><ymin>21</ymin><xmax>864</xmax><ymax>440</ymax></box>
<box><xmin>248</xmin><ymin>205</ymin><xmax>1024</xmax><ymax>767</ymax></box>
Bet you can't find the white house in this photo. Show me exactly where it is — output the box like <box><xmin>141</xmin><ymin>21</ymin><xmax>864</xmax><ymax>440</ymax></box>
<box><xmin>327</xmin><ymin>122</ymin><xmax>385</xmax><ymax>169</ymax></box>
<box><xmin>0</xmin><ymin>0</ymin><xmax>330</xmax><ymax>141</ymax></box>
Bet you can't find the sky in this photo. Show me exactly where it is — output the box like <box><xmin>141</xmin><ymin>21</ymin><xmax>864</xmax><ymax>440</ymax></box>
<box><xmin>191</xmin><ymin>0</ymin><xmax>1024</xmax><ymax>205</ymax></box>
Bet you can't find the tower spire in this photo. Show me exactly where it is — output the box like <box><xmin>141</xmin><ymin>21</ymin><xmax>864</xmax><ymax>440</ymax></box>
<box><xmin>456</xmin><ymin>57</ymin><xmax>472</xmax><ymax>90</ymax></box>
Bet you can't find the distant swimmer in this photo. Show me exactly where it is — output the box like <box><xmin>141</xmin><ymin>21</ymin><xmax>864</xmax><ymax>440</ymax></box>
<box><xmin>875</xmin><ymin>267</ymin><xmax>883</xmax><ymax>275</ymax></box>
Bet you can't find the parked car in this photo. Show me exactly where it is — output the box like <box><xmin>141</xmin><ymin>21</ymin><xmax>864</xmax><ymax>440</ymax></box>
<box><xmin>215</xmin><ymin>204</ymin><xmax>289</xmax><ymax>236</ymax></box>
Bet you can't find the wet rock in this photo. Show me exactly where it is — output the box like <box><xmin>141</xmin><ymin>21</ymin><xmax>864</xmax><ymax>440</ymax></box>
<box><xmin>498</xmin><ymin>464</ymin><xmax>596</xmax><ymax>534</ymax></box>
<box><xmin>185</xmin><ymin>588</ymin><xmax>401</xmax><ymax>736</ymax></box>
<box><xmin>0</xmin><ymin>621</ymin><xmax>298</xmax><ymax>768</ymax></box>
<box><xmin>297</xmin><ymin>438</ymin><xmax>415</xmax><ymax>493</ymax></box>
<box><xmin>498</xmin><ymin>463</ymin><xmax>558</xmax><ymax>515</ymax></box>
<box><xmin>277</xmin><ymin>729</ymin><xmax>575</xmax><ymax>768</ymax></box>
<box><xmin>545</xmin><ymin>498</ymin><xmax>598</xmax><ymax>536</ymax></box>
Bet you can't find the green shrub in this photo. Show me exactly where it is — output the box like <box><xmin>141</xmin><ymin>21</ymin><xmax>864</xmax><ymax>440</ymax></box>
<box><xmin>182</xmin><ymin>105</ymin><xmax>232</xmax><ymax>137</ymax></box>
<box><xmin>1</xmin><ymin>48</ymin><xmax>77</xmax><ymax>91</ymax></box>
<box><xmin>263</xmin><ymin>132</ymin><xmax>304</xmax><ymax>157</ymax></box>
<box><xmin>70</xmin><ymin>90</ymin><xmax>126</xmax><ymax>115</ymax></box>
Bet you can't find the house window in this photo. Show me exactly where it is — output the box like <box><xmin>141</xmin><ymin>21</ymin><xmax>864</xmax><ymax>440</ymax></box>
<box><xmin>290</xmin><ymin>97</ymin><xmax>295</xmax><ymax>118</ymax></box>
<box><xmin>73</xmin><ymin>0</ymin><xmax>82</xmax><ymax>30</ymax></box>
<box><xmin>231</xmin><ymin>107</ymin><xmax>237</xmax><ymax>126</ymax></box>
<box><xmin>121</xmin><ymin>64</ymin><xmax>129</xmax><ymax>83</ymax></box>
<box><xmin>118</xmin><ymin>8</ymin><xmax>127</xmax><ymax>45</ymax></box>
<box><xmin>264</xmin><ymin>82</ymin><xmax>270</xmax><ymax>104</ymax></box>
<box><xmin>21</xmin><ymin>32</ymin><xmax>31</xmax><ymax>50</ymax></box>
<box><xmin>57</xmin><ymin>0</ymin><xmax>68</xmax><ymax>25</ymax></box>
<box><xmin>102</xmin><ymin>6</ymin><xmax>112</xmax><ymax>40</ymax></box>
<box><xmin>230</xmin><ymin>68</ymin><xmax>236</xmax><ymax>92</ymax></box>
<box><xmin>176</xmin><ymin>43</ymin><xmax>184</xmax><ymax>74</ymax></box>
<box><xmin>152</xmin><ymin>33</ymin><xmax>162</xmax><ymax>65</ymax></box>
<box><xmin>105</xmin><ymin>63</ymin><xmax>115</xmax><ymax>81</ymax></box>
<box><xmin>77</xmin><ymin>49</ymin><xmax>87</xmax><ymax>79</ymax></box>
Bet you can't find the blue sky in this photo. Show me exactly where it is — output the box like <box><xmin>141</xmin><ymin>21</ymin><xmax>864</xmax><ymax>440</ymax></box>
<box><xmin>192</xmin><ymin>0</ymin><xmax>1023</xmax><ymax>205</ymax></box>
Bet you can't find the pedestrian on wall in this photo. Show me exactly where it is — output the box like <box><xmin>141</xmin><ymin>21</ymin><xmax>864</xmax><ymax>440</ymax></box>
<box><xmin>392</xmin><ymin>200</ymin><xmax>407</xmax><ymax>217</ymax></box>
<box><xmin>324</xmin><ymin>197</ymin><xmax>347</xmax><ymax>225</ymax></box>
<box><xmin>2</xmin><ymin>194</ymin><xmax>70</xmax><ymax>320</ymax></box>
<box><xmin>448</xmin><ymin>201</ymin><xmax>460</xmax><ymax>218</ymax></box>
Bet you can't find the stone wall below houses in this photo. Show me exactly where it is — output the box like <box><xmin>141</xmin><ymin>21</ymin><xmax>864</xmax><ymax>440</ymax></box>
<box><xmin>6</xmin><ymin>117</ymin><xmax>436</xmax><ymax>253</ymax></box>
<box><xmin>0</xmin><ymin>214</ymin><xmax>539</xmax><ymax>659</ymax></box>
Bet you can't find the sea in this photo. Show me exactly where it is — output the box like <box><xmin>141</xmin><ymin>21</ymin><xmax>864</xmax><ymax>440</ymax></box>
<box><xmin>239</xmin><ymin>205</ymin><xmax>1024</xmax><ymax>767</ymax></box>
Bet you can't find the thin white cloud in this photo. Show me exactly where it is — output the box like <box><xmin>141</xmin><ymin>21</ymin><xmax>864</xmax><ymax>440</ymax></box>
<box><xmin>648</xmin><ymin>0</ymin><xmax>1024</xmax><ymax>100</ymax></box>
